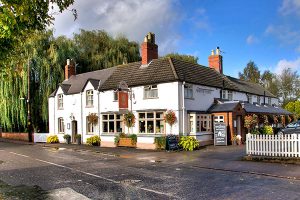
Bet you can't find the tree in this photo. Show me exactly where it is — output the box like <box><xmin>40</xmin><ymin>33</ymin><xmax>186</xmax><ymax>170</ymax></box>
<box><xmin>0</xmin><ymin>0</ymin><xmax>76</xmax><ymax>59</ymax></box>
<box><xmin>260</xmin><ymin>70</ymin><xmax>279</xmax><ymax>97</ymax></box>
<box><xmin>165</xmin><ymin>53</ymin><xmax>198</xmax><ymax>64</ymax></box>
<box><xmin>74</xmin><ymin>30</ymin><xmax>140</xmax><ymax>72</ymax></box>
<box><xmin>278</xmin><ymin>68</ymin><xmax>300</xmax><ymax>106</ymax></box>
<box><xmin>284</xmin><ymin>100</ymin><xmax>300</xmax><ymax>118</ymax></box>
<box><xmin>238</xmin><ymin>61</ymin><xmax>260</xmax><ymax>83</ymax></box>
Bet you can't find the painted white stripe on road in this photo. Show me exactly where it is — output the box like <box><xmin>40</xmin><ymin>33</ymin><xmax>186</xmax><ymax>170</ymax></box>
<box><xmin>34</xmin><ymin>158</ymin><xmax>175</xmax><ymax>198</ymax></box>
<box><xmin>9</xmin><ymin>152</ymin><xmax>29</xmax><ymax>158</ymax></box>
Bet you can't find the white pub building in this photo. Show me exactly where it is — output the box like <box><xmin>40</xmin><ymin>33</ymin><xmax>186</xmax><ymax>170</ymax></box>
<box><xmin>49</xmin><ymin>32</ymin><xmax>289</xmax><ymax>149</ymax></box>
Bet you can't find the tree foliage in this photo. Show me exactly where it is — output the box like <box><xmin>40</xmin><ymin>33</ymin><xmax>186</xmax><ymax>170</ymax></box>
<box><xmin>238</xmin><ymin>61</ymin><xmax>260</xmax><ymax>83</ymax></box>
<box><xmin>74</xmin><ymin>30</ymin><xmax>140</xmax><ymax>72</ymax></box>
<box><xmin>0</xmin><ymin>29</ymin><xmax>141</xmax><ymax>132</ymax></box>
<box><xmin>284</xmin><ymin>100</ymin><xmax>300</xmax><ymax>119</ymax></box>
<box><xmin>0</xmin><ymin>0</ymin><xmax>76</xmax><ymax>59</ymax></box>
<box><xmin>164</xmin><ymin>53</ymin><xmax>198</xmax><ymax>64</ymax></box>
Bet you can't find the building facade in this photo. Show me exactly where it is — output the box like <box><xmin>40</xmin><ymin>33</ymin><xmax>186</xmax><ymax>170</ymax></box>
<box><xmin>49</xmin><ymin>32</ymin><xmax>289</xmax><ymax>149</ymax></box>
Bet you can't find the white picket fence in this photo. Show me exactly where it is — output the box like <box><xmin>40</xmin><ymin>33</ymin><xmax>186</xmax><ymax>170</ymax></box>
<box><xmin>246</xmin><ymin>133</ymin><xmax>300</xmax><ymax>157</ymax></box>
<box><xmin>34</xmin><ymin>133</ymin><xmax>49</xmax><ymax>143</ymax></box>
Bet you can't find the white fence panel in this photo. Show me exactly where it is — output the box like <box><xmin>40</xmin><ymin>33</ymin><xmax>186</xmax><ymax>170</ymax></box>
<box><xmin>34</xmin><ymin>133</ymin><xmax>49</xmax><ymax>143</ymax></box>
<box><xmin>246</xmin><ymin>133</ymin><xmax>300</xmax><ymax>158</ymax></box>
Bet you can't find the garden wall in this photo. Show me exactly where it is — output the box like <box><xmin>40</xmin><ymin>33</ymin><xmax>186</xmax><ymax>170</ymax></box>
<box><xmin>0</xmin><ymin>132</ymin><xmax>29</xmax><ymax>141</ymax></box>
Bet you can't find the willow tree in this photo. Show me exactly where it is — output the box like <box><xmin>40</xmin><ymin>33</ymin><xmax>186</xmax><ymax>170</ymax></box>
<box><xmin>0</xmin><ymin>30</ymin><xmax>78</xmax><ymax>132</ymax></box>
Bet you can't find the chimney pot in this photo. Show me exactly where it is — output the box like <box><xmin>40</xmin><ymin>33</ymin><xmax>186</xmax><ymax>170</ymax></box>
<box><xmin>141</xmin><ymin>32</ymin><xmax>158</xmax><ymax>65</ymax></box>
<box><xmin>67</xmin><ymin>59</ymin><xmax>70</xmax><ymax>66</ymax></box>
<box><xmin>65</xmin><ymin>59</ymin><xmax>75</xmax><ymax>80</ymax></box>
<box><xmin>208</xmin><ymin>47</ymin><xmax>223</xmax><ymax>73</ymax></box>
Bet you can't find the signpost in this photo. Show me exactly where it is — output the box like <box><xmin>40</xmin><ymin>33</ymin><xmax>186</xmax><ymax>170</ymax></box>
<box><xmin>214</xmin><ymin>122</ymin><xmax>227</xmax><ymax>146</ymax></box>
<box><xmin>166</xmin><ymin>135</ymin><xmax>179</xmax><ymax>151</ymax></box>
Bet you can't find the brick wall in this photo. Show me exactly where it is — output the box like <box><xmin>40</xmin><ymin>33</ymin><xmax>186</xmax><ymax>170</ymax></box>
<box><xmin>1</xmin><ymin>132</ymin><xmax>29</xmax><ymax>141</ymax></box>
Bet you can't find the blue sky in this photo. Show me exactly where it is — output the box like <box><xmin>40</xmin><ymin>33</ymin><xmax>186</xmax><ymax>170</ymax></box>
<box><xmin>52</xmin><ymin>0</ymin><xmax>300</xmax><ymax>77</ymax></box>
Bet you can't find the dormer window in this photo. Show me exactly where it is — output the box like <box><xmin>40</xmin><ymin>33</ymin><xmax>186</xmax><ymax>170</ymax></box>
<box><xmin>144</xmin><ymin>85</ymin><xmax>158</xmax><ymax>99</ymax></box>
<box><xmin>86</xmin><ymin>90</ymin><xmax>94</xmax><ymax>107</ymax></box>
<box><xmin>184</xmin><ymin>84</ymin><xmax>193</xmax><ymax>99</ymax></box>
<box><xmin>58</xmin><ymin>94</ymin><xmax>63</xmax><ymax>109</ymax></box>
<box><xmin>222</xmin><ymin>90</ymin><xmax>233</xmax><ymax>101</ymax></box>
<box><xmin>248</xmin><ymin>95</ymin><xmax>253</xmax><ymax>104</ymax></box>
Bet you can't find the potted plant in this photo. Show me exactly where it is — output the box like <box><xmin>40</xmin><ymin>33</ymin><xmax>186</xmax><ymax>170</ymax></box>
<box><xmin>63</xmin><ymin>134</ymin><xmax>71</xmax><ymax>144</ymax></box>
<box><xmin>124</xmin><ymin>112</ymin><xmax>136</xmax><ymax>133</ymax></box>
<box><xmin>231</xmin><ymin>135</ymin><xmax>237</xmax><ymax>145</ymax></box>
<box><xmin>86</xmin><ymin>135</ymin><xmax>101</xmax><ymax>146</ymax></box>
<box><xmin>115</xmin><ymin>133</ymin><xmax>137</xmax><ymax>147</ymax></box>
<box><xmin>164</xmin><ymin>110</ymin><xmax>177</xmax><ymax>134</ymax></box>
<box><xmin>75</xmin><ymin>134</ymin><xmax>81</xmax><ymax>145</ymax></box>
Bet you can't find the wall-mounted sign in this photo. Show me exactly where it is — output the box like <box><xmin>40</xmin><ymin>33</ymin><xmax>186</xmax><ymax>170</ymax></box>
<box><xmin>196</xmin><ymin>87</ymin><xmax>213</xmax><ymax>94</ymax></box>
<box><xmin>214</xmin><ymin>122</ymin><xmax>227</xmax><ymax>146</ymax></box>
<box><xmin>119</xmin><ymin>91</ymin><xmax>128</xmax><ymax>110</ymax></box>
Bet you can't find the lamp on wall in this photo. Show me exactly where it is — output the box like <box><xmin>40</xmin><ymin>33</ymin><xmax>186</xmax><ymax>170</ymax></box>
<box><xmin>70</xmin><ymin>113</ymin><xmax>75</xmax><ymax>121</ymax></box>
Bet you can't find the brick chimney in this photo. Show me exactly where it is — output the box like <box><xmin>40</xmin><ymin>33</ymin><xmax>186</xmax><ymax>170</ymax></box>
<box><xmin>208</xmin><ymin>47</ymin><xmax>223</xmax><ymax>73</ymax></box>
<box><xmin>65</xmin><ymin>59</ymin><xmax>75</xmax><ymax>80</ymax></box>
<box><xmin>141</xmin><ymin>32</ymin><xmax>158</xmax><ymax>65</ymax></box>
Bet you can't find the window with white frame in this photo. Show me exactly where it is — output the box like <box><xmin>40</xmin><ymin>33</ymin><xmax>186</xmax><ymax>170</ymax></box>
<box><xmin>184</xmin><ymin>84</ymin><xmax>193</xmax><ymax>99</ymax></box>
<box><xmin>113</xmin><ymin>91</ymin><xmax>118</xmax><ymax>101</ymax></box>
<box><xmin>58</xmin><ymin>94</ymin><xmax>63</xmax><ymax>109</ymax></box>
<box><xmin>257</xmin><ymin>96</ymin><xmax>261</xmax><ymax>104</ymax></box>
<box><xmin>102</xmin><ymin>114</ymin><xmax>123</xmax><ymax>133</ymax></box>
<box><xmin>138</xmin><ymin>112</ymin><xmax>165</xmax><ymax>134</ymax></box>
<box><xmin>86</xmin><ymin>90</ymin><xmax>93</xmax><ymax>107</ymax></box>
<box><xmin>214</xmin><ymin>115</ymin><xmax>224</xmax><ymax>123</ymax></box>
<box><xmin>222</xmin><ymin>90</ymin><xmax>233</xmax><ymax>101</ymax></box>
<box><xmin>248</xmin><ymin>94</ymin><xmax>253</xmax><ymax>104</ymax></box>
<box><xmin>268</xmin><ymin>97</ymin><xmax>271</xmax><ymax>105</ymax></box>
<box><xmin>58</xmin><ymin>117</ymin><xmax>64</xmax><ymax>133</ymax></box>
<box><xmin>87</xmin><ymin>119</ymin><xmax>95</xmax><ymax>134</ymax></box>
<box><xmin>196</xmin><ymin>114</ymin><xmax>212</xmax><ymax>132</ymax></box>
<box><xmin>144</xmin><ymin>85</ymin><xmax>158</xmax><ymax>99</ymax></box>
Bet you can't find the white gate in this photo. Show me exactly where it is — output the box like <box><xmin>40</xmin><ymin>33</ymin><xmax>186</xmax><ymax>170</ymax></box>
<box><xmin>34</xmin><ymin>133</ymin><xmax>49</xmax><ymax>143</ymax></box>
<box><xmin>246</xmin><ymin>133</ymin><xmax>300</xmax><ymax>157</ymax></box>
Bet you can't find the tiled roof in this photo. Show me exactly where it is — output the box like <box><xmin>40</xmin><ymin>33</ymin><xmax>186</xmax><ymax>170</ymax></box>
<box><xmin>49</xmin><ymin>57</ymin><xmax>277</xmax><ymax>99</ymax></box>
<box><xmin>242</xmin><ymin>103</ymin><xmax>291</xmax><ymax>115</ymax></box>
<box><xmin>208</xmin><ymin>102</ymin><xmax>240</xmax><ymax>112</ymax></box>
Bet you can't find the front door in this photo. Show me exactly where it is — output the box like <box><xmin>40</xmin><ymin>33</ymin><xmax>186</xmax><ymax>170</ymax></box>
<box><xmin>72</xmin><ymin>120</ymin><xmax>77</xmax><ymax>143</ymax></box>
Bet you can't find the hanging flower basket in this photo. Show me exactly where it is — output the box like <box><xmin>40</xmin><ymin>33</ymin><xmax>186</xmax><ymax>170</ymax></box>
<box><xmin>124</xmin><ymin>112</ymin><xmax>135</xmax><ymax>128</ymax></box>
<box><xmin>87</xmin><ymin>113</ymin><xmax>98</xmax><ymax>124</ymax></box>
<box><xmin>164</xmin><ymin>110</ymin><xmax>177</xmax><ymax>126</ymax></box>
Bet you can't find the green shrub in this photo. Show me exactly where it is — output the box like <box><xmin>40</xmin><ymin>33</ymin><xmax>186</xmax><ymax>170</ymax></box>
<box><xmin>179</xmin><ymin>136</ymin><xmax>199</xmax><ymax>151</ymax></box>
<box><xmin>63</xmin><ymin>134</ymin><xmax>71</xmax><ymax>140</ymax></box>
<box><xmin>119</xmin><ymin>132</ymin><xmax>126</xmax><ymax>138</ymax></box>
<box><xmin>75</xmin><ymin>134</ymin><xmax>81</xmax><ymax>139</ymax></box>
<box><xmin>128</xmin><ymin>134</ymin><xmax>137</xmax><ymax>145</ymax></box>
<box><xmin>251</xmin><ymin>129</ymin><xmax>260</xmax><ymax>135</ymax></box>
<box><xmin>262</xmin><ymin>125</ymin><xmax>273</xmax><ymax>135</ymax></box>
<box><xmin>114</xmin><ymin>135</ymin><xmax>120</xmax><ymax>145</ymax></box>
<box><xmin>86</xmin><ymin>136</ymin><xmax>101</xmax><ymax>146</ymax></box>
<box><xmin>154</xmin><ymin>136</ymin><xmax>166</xmax><ymax>149</ymax></box>
<box><xmin>46</xmin><ymin>135</ymin><xmax>59</xmax><ymax>143</ymax></box>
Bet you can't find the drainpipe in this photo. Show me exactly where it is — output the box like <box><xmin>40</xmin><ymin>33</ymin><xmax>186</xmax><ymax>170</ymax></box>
<box><xmin>97</xmin><ymin>81</ymin><xmax>101</xmax><ymax>139</ymax></box>
<box><xmin>53</xmin><ymin>97</ymin><xmax>55</xmax><ymax>135</ymax></box>
<box><xmin>182</xmin><ymin>81</ymin><xmax>185</xmax><ymax>136</ymax></box>
<box><xmin>80</xmin><ymin>92</ymin><xmax>83</xmax><ymax>144</ymax></box>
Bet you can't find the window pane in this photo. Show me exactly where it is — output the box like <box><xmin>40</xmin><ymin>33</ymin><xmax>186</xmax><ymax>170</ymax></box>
<box><xmin>147</xmin><ymin>121</ymin><xmax>154</xmax><ymax>133</ymax></box>
<box><xmin>116</xmin><ymin>121</ymin><xmax>122</xmax><ymax>133</ymax></box>
<box><xmin>156</xmin><ymin>112</ymin><xmax>163</xmax><ymax>119</ymax></box>
<box><xmin>109</xmin><ymin>114</ymin><xmax>114</xmax><ymax>120</ymax></box>
<box><xmin>103</xmin><ymin>115</ymin><xmax>108</xmax><ymax>120</ymax></box>
<box><xmin>103</xmin><ymin>122</ymin><xmax>108</xmax><ymax>132</ymax></box>
<box><xmin>139</xmin><ymin>113</ymin><xmax>145</xmax><ymax>119</ymax></box>
<box><xmin>109</xmin><ymin>121</ymin><xmax>114</xmax><ymax>132</ymax></box>
<box><xmin>116</xmin><ymin>114</ymin><xmax>121</xmax><ymax>120</ymax></box>
<box><xmin>139</xmin><ymin>121</ymin><xmax>146</xmax><ymax>133</ymax></box>
<box><xmin>155</xmin><ymin>120</ymin><xmax>164</xmax><ymax>133</ymax></box>
<box><xmin>147</xmin><ymin>113</ymin><xmax>154</xmax><ymax>118</ymax></box>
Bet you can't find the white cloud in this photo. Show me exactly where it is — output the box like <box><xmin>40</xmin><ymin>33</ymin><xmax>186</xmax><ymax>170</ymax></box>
<box><xmin>51</xmin><ymin>0</ymin><xmax>182</xmax><ymax>55</ymax></box>
<box><xmin>296</xmin><ymin>45</ymin><xmax>300</xmax><ymax>53</ymax></box>
<box><xmin>275</xmin><ymin>57</ymin><xmax>300</xmax><ymax>74</ymax></box>
<box><xmin>279</xmin><ymin>0</ymin><xmax>300</xmax><ymax>16</ymax></box>
<box><xmin>265</xmin><ymin>24</ymin><xmax>300</xmax><ymax>47</ymax></box>
<box><xmin>246</xmin><ymin>35</ymin><xmax>258</xmax><ymax>45</ymax></box>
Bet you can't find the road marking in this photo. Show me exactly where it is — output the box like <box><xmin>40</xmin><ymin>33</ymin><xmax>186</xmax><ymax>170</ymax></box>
<box><xmin>9</xmin><ymin>152</ymin><xmax>29</xmax><ymax>158</ymax></box>
<box><xmin>34</xmin><ymin>158</ymin><xmax>176</xmax><ymax>198</ymax></box>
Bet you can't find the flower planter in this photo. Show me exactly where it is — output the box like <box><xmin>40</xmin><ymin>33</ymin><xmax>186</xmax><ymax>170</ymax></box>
<box><xmin>118</xmin><ymin>138</ymin><xmax>136</xmax><ymax>147</ymax></box>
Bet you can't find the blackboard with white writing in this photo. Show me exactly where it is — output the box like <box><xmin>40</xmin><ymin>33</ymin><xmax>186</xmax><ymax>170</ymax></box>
<box><xmin>214</xmin><ymin>122</ymin><xmax>227</xmax><ymax>146</ymax></box>
<box><xmin>166</xmin><ymin>135</ymin><xmax>179</xmax><ymax>151</ymax></box>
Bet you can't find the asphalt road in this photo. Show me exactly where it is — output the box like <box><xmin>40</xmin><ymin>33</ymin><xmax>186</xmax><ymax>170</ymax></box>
<box><xmin>0</xmin><ymin>142</ymin><xmax>299</xmax><ymax>200</ymax></box>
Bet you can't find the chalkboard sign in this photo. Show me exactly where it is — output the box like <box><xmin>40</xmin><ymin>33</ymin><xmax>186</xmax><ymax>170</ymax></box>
<box><xmin>166</xmin><ymin>135</ymin><xmax>179</xmax><ymax>151</ymax></box>
<box><xmin>214</xmin><ymin>122</ymin><xmax>227</xmax><ymax>146</ymax></box>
